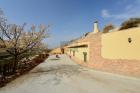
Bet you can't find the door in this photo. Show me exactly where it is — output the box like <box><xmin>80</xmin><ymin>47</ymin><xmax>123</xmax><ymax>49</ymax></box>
<box><xmin>83</xmin><ymin>52</ymin><xmax>87</xmax><ymax>62</ymax></box>
<box><xmin>73</xmin><ymin>51</ymin><xmax>75</xmax><ymax>56</ymax></box>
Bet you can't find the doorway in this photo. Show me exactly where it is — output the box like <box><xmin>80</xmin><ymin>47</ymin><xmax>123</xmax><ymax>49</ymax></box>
<box><xmin>83</xmin><ymin>52</ymin><xmax>87</xmax><ymax>62</ymax></box>
<box><xmin>73</xmin><ymin>51</ymin><xmax>75</xmax><ymax>56</ymax></box>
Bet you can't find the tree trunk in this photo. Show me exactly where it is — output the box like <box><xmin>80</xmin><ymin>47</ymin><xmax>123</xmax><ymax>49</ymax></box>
<box><xmin>13</xmin><ymin>55</ymin><xmax>18</xmax><ymax>73</ymax></box>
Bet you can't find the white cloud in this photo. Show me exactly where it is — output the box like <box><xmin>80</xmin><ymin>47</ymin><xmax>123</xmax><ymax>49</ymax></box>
<box><xmin>101</xmin><ymin>0</ymin><xmax>140</xmax><ymax>20</ymax></box>
<box><xmin>101</xmin><ymin>9</ymin><xmax>110</xmax><ymax>17</ymax></box>
<box><xmin>101</xmin><ymin>9</ymin><xmax>129</xmax><ymax>19</ymax></box>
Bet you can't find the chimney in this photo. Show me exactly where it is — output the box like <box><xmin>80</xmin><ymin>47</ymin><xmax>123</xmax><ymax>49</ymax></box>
<box><xmin>93</xmin><ymin>21</ymin><xmax>99</xmax><ymax>33</ymax></box>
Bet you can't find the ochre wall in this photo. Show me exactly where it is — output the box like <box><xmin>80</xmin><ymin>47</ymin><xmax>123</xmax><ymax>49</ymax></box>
<box><xmin>101</xmin><ymin>27</ymin><xmax>140</xmax><ymax>60</ymax></box>
<box><xmin>75</xmin><ymin>47</ymin><xmax>89</xmax><ymax>62</ymax></box>
<box><xmin>50</xmin><ymin>48</ymin><xmax>62</xmax><ymax>54</ymax></box>
<box><xmin>67</xmin><ymin>47</ymin><xmax>89</xmax><ymax>62</ymax></box>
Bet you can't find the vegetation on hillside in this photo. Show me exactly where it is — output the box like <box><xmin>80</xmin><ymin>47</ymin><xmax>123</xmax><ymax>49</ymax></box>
<box><xmin>119</xmin><ymin>18</ymin><xmax>140</xmax><ymax>30</ymax></box>
<box><xmin>102</xmin><ymin>18</ymin><xmax>140</xmax><ymax>33</ymax></box>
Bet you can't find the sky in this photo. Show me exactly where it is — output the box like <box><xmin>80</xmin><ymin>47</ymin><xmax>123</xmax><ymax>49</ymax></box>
<box><xmin>0</xmin><ymin>0</ymin><xmax>140</xmax><ymax>48</ymax></box>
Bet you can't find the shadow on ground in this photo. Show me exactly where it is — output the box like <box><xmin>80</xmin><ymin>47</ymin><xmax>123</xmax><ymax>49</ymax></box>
<box><xmin>48</xmin><ymin>58</ymin><xmax>61</xmax><ymax>61</ymax></box>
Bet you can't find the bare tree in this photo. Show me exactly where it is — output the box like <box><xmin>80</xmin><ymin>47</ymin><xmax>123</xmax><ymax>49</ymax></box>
<box><xmin>0</xmin><ymin>9</ymin><xmax>49</xmax><ymax>73</ymax></box>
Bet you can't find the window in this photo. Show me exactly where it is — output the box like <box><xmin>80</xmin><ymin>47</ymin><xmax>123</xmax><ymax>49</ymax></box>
<box><xmin>128</xmin><ymin>37</ymin><xmax>132</xmax><ymax>43</ymax></box>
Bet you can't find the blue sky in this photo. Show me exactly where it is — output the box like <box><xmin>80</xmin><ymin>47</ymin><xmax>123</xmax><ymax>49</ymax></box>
<box><xmin>0</xmin><ymin>0</ymin><xmax>140</xmax><ymax>48</ymax></box>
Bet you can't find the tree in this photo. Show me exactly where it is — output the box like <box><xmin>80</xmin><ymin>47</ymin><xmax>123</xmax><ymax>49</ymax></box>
<box><xmin>103</xmin><ymin>24</ymin><xmax>114</xmax><ymax>33</ymax></box>
<box><xmin>119</xmin><ymin>18</ymin><xmax>140</xmax><ymax>30</ymax></box>
<box><xmin>0</xmin><ymin>9</ymin><xmax>49</xmax><ymax>73</ymax></box>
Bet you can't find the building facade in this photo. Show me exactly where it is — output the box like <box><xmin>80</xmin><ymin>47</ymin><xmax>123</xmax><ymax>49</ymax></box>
<box><xmin>50</xmin><ymin>47</ymin><xmax>63</xmax><ymax>54</ymax></box>
<box><xmin>64</xmin><ymin>22</ymin><xmax>140</xmax><ymax>77</ymax></box>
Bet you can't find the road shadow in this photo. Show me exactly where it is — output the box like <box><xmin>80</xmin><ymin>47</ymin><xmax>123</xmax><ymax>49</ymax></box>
<box><xmin>49</xmin><ymin>58</ymin><xmax>61</xmax><ymax>61</ymax></box>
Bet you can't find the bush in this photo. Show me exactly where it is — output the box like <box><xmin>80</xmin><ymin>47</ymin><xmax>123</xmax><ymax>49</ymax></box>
<box><xmin>119</xmin><ymin>18</ymin><xmax>140</xmax><ymax>30</ymax></box>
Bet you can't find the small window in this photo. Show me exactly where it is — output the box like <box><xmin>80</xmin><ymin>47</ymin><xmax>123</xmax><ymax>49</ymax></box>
<box><xmin>128</xmin><ymin>37</ymin><xmax>132</xmax><ymax>43</ymax></box>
